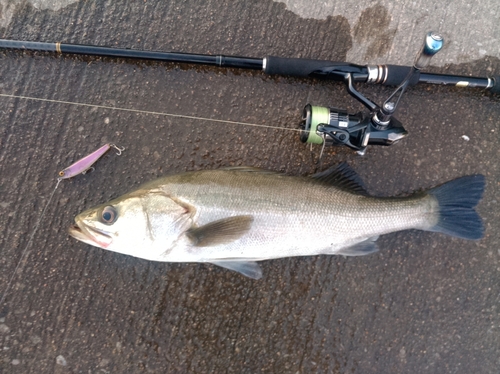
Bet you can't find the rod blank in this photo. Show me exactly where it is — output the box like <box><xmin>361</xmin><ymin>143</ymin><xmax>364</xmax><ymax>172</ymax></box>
<box><xmin>0</xmin><ymin>38</ymin><xmax>498</xmax><ymax>93</ymax></box>
<box><xmin>0</xmin><ymin>39</ymin><xmax>264</xmax><ymax>70</ymax></box>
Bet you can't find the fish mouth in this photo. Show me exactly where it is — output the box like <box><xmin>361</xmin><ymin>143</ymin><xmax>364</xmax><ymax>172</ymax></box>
<box><xmin>68</xmin><ymin>219</ymin><xmax>113</xmax><ymax>249</ymax></box>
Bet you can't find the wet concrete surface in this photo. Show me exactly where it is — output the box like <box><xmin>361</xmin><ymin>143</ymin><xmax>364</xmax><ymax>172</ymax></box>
<box><xmin>0</xmin><ymin>1</ymin><xmax>499</xmax><ymax>373</ymax></box>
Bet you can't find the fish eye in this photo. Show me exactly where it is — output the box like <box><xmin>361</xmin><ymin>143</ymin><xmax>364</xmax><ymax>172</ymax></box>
<box><xmin>58</xmin><ymin>170</ymin><xmax>65</xmax><ymax>177</ymax></box>
<box><xmin>100</xmin><ymin>206</ymin><xmax>118</xmax><ymax>225</ymax></box>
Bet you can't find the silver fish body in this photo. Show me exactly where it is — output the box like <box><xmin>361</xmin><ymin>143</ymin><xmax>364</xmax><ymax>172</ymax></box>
<box><xmin>69</xmin><ymin>164</ymin><xmax>485</xmax><ymax>279</ymax></box>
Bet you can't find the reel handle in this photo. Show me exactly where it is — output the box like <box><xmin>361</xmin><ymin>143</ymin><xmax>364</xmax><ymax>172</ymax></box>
<box><xmin>376</xmin><ymin>32</ymin><xmax>444</xmax><ymax>127</ymax></box>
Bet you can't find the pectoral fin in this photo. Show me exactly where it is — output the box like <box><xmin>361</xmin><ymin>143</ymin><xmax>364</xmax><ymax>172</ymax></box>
<box><xmin>209</xmin><ymin>260</ymin><xmax>263</xmax><ymax>279</ymax></box>
<box><xmin>336</xmin><ymin>237</ymin><xmax>379</xmax><ymax>256</ymax></box>
<box><xmin>187</xmin><ymin>216</ymin><xmax>254</xmax><ymax>247</ymax></box>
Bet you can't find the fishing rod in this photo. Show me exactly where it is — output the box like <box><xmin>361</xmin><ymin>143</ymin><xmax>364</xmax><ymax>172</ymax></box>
<box><xmin>0</xmin><ymin>32</ymin><xmax>498</xmax><ymax>155</ymax></box>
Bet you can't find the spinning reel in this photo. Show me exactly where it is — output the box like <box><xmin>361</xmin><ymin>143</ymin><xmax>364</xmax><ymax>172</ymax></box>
<box><xmin>299</xmin><ymin>32</ymin><xmax>444</xmax><ymax>155</ymax></box>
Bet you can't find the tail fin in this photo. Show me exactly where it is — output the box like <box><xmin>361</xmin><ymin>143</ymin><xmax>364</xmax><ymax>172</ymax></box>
<box><xmin>429</xmin><ymin>175</ymin><xmax>485</xmax><ymax>240</ymax></box>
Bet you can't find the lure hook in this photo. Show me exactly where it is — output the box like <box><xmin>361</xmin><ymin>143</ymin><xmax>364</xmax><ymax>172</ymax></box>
<box><xmin>110</xmin><ymin>144</ymin><xmax>125</xmax><ymax>155</ymax></box>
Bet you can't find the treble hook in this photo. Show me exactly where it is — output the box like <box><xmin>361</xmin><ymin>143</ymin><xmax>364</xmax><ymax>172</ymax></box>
<box><xmin>110</xmin><ymin>144</ymin><xmax>125</xmax><ymax>155</ymax></box>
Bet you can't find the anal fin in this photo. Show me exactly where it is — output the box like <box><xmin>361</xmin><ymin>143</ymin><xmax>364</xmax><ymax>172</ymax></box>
<box><xmin>209</xmin><ymin>261</ymin><xmax>263</xmax><ymax>279</ymax></box>
<box><xmin>336</xmin><ymin>237</ymin><xmax>379</xmax><ymax>256</ymax></box>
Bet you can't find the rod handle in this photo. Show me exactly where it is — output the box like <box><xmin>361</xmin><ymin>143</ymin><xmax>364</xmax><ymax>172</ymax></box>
<box><xmin>264</xmin><ymin>56</ymin><xmax>366</xmax><ymax>79</ymax></box>
<box><xmin>381</xmin><ymin>65</ymin><xmax>421</xmax><ymax>86</ymax></box>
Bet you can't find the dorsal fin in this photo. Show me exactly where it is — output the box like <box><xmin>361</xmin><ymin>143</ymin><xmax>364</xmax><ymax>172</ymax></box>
<box><xmin>311</xmin><ymin>163</ymin><xmax>368</xmax><ymax>195</ymax></box>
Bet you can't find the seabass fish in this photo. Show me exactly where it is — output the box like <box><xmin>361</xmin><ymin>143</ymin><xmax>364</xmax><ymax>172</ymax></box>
<box><xmin>69</xmin><ymin>164</ymin><xmax>485</xmax><ymax>279</ymax></box>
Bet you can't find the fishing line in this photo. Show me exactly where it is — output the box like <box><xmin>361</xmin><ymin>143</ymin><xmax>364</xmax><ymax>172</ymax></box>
<box><xmin>1</xmin><ymin>141</ymin><xmax>126</xmax><ymax>309</ymax></box>
<box><xmin>0</xmin><ymin>90</ymin><xmax>301</xmax><ymax>309</ymax></box>
<box><xmin>0</xmin><ymin>93</ymin><xmax>302</xmax><ymax>133</ymax></box>
<box><xmin>0</xmin><ymin>178</ymin><xmax>61</xmax><ymax>308</ymax></box>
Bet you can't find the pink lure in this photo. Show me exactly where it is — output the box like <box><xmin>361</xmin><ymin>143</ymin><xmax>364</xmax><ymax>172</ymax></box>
<box><xmin>58</xmin><ymin>143</ymin><xmax>124</xmax><ymax>179</ymax></box>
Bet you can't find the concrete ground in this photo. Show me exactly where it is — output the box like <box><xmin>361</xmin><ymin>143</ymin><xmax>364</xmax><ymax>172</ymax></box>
<box><xmin>0</xmin><ymin>1</ymin><xmax>499</xmax><ymax>373</ymax></box>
